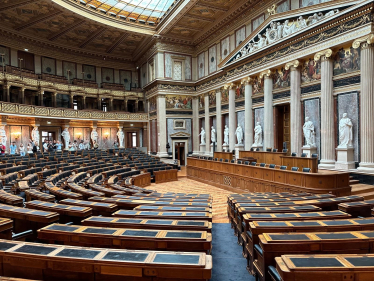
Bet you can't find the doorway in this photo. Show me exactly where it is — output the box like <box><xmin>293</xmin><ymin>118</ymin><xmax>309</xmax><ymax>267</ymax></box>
<box><xmin>126</xmin><ymin>132</ymin><xmax>137</xmax><ymax>148</ymax></box>
<box><xmin>174</xmin><ymin>142</ymin><xmax>186</xmax><ymax>166</ymax></box>
<box><xmin>274</xmin><ymin>104</ymin><xmax>290</xmax><ymax>153</ymax></box>
<box><xmin>41</xmin><ymin>131</ymin><xmax>55</xmax><ymax>143</ymax></box>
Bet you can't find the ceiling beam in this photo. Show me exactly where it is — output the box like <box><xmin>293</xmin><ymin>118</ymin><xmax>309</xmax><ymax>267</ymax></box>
<box><xmin>14</xmin><ymin>10</ymin><xmax>63</xmax><ymax>31</ymax></box>
<box><xmin>174</xmin><ymin>24</ymin><xmax>202</xmax><ymax>32</ymax></box>
<box><xmin>79</xmin><ymin>26</ymin><xmax>107</xmax><ymax>49</ymax></box>
<box><xmin>106</xmin><ymin>32</ymin><xmax>130</xmax><ymax>53</ymax></box>
<box><xmin>0</xmin><ymin>0</ymin><xmax>42</xmax><ymax>12</ymax></box>
<box><xmin>48</xmin><ymin>20</ymin><xmax>85</xmax><ymax>41</ymax></box>
<box><xmin>195</xmin><ymin>2</ymin><xmax>229</xmax><ymax>12</ymax></box>
<box><xmin>184</xmin><ymin>14</ymin><xmax>214</xmax><ymax>23</ymax></box>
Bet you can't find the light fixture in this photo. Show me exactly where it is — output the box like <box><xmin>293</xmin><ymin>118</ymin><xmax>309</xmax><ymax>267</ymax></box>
<box><xmin>130</xmin><ymin>124</ymin><xmax>134</xmax><ymax>127</ymax></box>
<box><xmin>76</xmin><ymin>132</ymin><xmax>82</xmax><ymax>139</ymax></box>
<box><xmin>24</xmin><ymin>48</ymin><xmax>28</xmax><ymax>52</ymax></box>
<box><xmin>136</xmin><ymin>66</ymin><xmax>139</xmax><ymax>69</ymax></box>
<box><xmin>12</xmin><ymin>132</ymin><xmax>21</xmax><ymax>139</ymax></box>
<box><xmin>47</xmin><ymin>121</ymin><xmax>51</xmax><ymax>124</ymax></box>
<box><xmin>104</xmin><ymin>132</ymin><xmax>110</xmax><ymax>138</ymax></box>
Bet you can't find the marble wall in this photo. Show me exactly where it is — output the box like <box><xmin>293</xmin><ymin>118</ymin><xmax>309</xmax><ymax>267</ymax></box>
<box><xmin>82</xmin><ymin>64</ymin><xmax>96</xmax><ymax>81</ymax></box>
<box><xmin>164</xmin><ymin>53</ymin><xmax>192</xmax><ymax>80</ymax></box>
<box><xmin>237</xmin><ymin>111</ymin><xmax>245</xmax><ymax>144</ymax></box>
<box><xmin>304</xmin><ymin>98</ymin><xmax>321</xmax><ymax>157</ymax></box>
<box><xmin>209</xmin><ymin>45</ymin><xmax>217</xmax><ymax>74</ymax></box>
<box><xmin>102</xmin><ymin>67</ymin><xmax>114</xmax><ymax>83</ymax></box>
<box><xmin>254</xmin><ymin>108</ymin><xmax>264</xmax><ymax>144</ymax></box>
<box><xmin>167</xmin><ymin>118</ymin><xmax>192</xmax><ymax>153</ymax></box>
<box><xmin>151</xmin><ymin>119</ymin><xmax>157</xmax><ymax>153</ymax></box>
<box><xmin>235</xmin><ymin>26</ymin><xmax>246</xmax><ymax>47</ymax></box>
<box><xmin>221</xmin><ymin>37</ymin><xmax>230</xmax><ymax>60</ymax></box>
<box><xmin>277</xmin><ymin>0</ymin><xmax>290</xmax><ymax>12</ymax></box>
<box><xmin>42</xmin><ymin>57</ymin><xmax>56</xmax><ymax>75</ymax></box>
<box><xmin>63</xmin><ymin>61</ymin><xmax>77</xmax><ymax>81</ymax></box>
<box><xmin>198</xmin><ymin>52</ymin><xmax>205</xmax><ymax>79</ymax></box>
<box><xmin>252</xmin><ymin>14</ymin><xmax>264</xmax><ymax>31</ymax></box>
<box><xmin>0</xmin><ymin>45</ymin><xmax>10</xmax><ymax>66</ymax></box>
<box><xmin>337</xmin><ymin>92</ymin><xmax>359</xmax><ymax>162</ymax></box>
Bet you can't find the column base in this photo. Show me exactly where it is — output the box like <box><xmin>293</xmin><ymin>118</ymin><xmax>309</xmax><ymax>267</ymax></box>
<box><xmin>207</xmin><ymin>144</ymin><xmax>214</xmax><ymax>157</ymax></box>
<box><xmin>251</xmin><ymin>144</ymin><xmax>263</xmax><ymax>151</ymax></box>
<box><xmin>302</xmin><ymin>146</ymin><xmax>317</xmax><ymax>157</ymax></box>
<box><xmin>157</xmin><ymin>152</ymin><xmax>169</xmax><ymax>158</ymax></box>
<box><xmin>335</xmin><ymin>147</ymin><xmax>355</xmax><ymax>170</ymax></box>
<box><xmin>357</xmin><ymin>162</ymin><xmax>374</xmax><ymax>173</ymax></box>
<box><xmin>200</xmin><ymin>144</ymin><xmax>206</xmax><ymax>155</ymax></box>
<box><xmin>235</xmin><ymin>144</ymin><xmax>245</xmax><ymax>159</ymax></box>
<box><xmin>222</xmin><ymin>144</ymin><xmax>229</xmax><ymax>153</ymax></box>
<box><xmin>192</xmin><ymin>151</ymin><xmax>200</xmax><ymax>156</ymax></box>
<box><xmin>318</xmin><ymin>159</ymin><xmax>336</xmax><ymax>169</ymax></box>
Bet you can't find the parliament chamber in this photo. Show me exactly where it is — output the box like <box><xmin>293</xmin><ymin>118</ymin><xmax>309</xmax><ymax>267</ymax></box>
<box><xmin>0</xmin><ymin>0</ymin><xmax>374</xmax><ymax>280</ymax></box>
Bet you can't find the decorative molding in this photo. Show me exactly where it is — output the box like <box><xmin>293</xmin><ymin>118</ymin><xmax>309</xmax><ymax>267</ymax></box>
<box><xmin>352</xmin><ymin>33</ymin><xmax>374</xmax><ymax>49</ymax></box>
<box><xmin>314</xmin><ymin>48</ymin><xmax>333</xmax><ymax>61</ymax></box>
<box><xmin>285</xmin><ymin>60</ymin><xmax>300</xmax><ymax>71</ymax></box>
<box><xmin>259</xmin><ymin>70</ymin><xmax>272</xmax><ymax>79</ymax></box>
<box><xmin>267</xmin><ymin>4</ymin><xmax>277</xmax><ymax>16</ymax></box>
<box><xmin>333</xmin><ymin>75</ymin><xmax>360</xmax><ymax>88</ymax></box>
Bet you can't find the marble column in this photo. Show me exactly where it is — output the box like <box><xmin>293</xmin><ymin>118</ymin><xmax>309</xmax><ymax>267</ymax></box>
<box><xmin>289</xmin><ymin>64</ymin><xmax>302</xmax><ymax>155</ymax></box>
<box><xmin>135</xmin><ymin>100</ymin><xmax>139</xmax><ymax>113</ymax></box>
<box><xmin>229</xmin><ymin>86</ymin><xmax>236</xmax><ymax>152</ymax></box>
<box><xmin>39</xmin><ymin>90</ymin><xmax>44</xmax><ymax>106</ymax></box>
<box><xmin>216</xmin><ymin>89</ymin><xmax>222</xmax><ymax>152</ymax></box>
<box><xmin>204</xmin><ymin>93</ymin><xmax>210</xmax><ymax>155</ymax></box>
<box><xmin>192</xmin><ymin>96</ymin><xmax>200</xmax><ymax>155</ymax></box>
<box><xmin>69</xmin><ymin>94</ymin><xmax>74</xmax><ymax>109</ymax></box>
<box><xmin>52</xmin><ymin>92</ymin><xmax>57</xmax><ymax>107</ymax></box>
<box><xmin>143</xmin><ymin>124</ymin><xmax>148</xmax><ymax>152</ymax></box>
<box><xmin>97</xmin><ymin>96</ymin><xmax>102</xmax><ymax>111</ymax></box>
<box><xmin>4</xmin><ymin>85</ymin><xmax>10</xmax><ymax>102</ymax></box>
<box><xmin>82</xmin><ymin>96</ymin><xmax>86</xmax><ymax>109</ymax></box>
<box><xmin>19</xmin><ymin>88</ymin><xmax>25</xmax><ymax>104</ymax></box>
<box><xmin>244</xmin><ymin>79</ymin><xmax>253</xmax><ymax>150</ymax></box>
<box><xmin>109</xmin><ymin>98</ymin><xmax>113</xmax><ymax>112</ymax></box>
<box><xmin>263</xmin><ymin>73</ymin><xmax>274</xmax><ymax>150</ymax></box>
<box><xmin>157</xmin><ymin>95</ymin><xmax>168</xmax><ymax>157</ymax></box>
<box><xmin>358</xmin><ymin>43</ymin><xmax>374</xmax><ymax>171</ymax></box>
<box><xmin>124</xmin><ymin>98</ymin><xmax>128</xmax><ymax>112</ymax></box>
<box><xmin>318</xmin><ymin>53</ymin><xmax>335</xmax><ymax>169</ymax></box>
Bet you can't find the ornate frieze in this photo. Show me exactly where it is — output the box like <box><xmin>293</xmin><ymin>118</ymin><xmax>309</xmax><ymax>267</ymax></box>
<box><xmin>252</xmin><ymin>96</ymin><xmax>264</xmax><ymax>104</ymax></box>
<box><xmin>273</xmin><ymin>91</ymin><xmax>291</xmax><ymax>100</ymax></box>
<box><xmin>333</xmin><ymin>75</ymin><xmax>361</xmax><ymax>88</ymax></box>
<box><xmin>301</xmin><ymin>83</ymin><xmax>322</xmax><ymax>94</ymax></box>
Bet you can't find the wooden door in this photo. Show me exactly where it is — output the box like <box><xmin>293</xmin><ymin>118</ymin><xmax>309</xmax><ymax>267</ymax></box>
<box><xmin>283</xmin><ymin>104</ymin><xmax>290</xmax><ymax>153</ymax></box>
<box><xmin>175</xmin><ymin>142</ymin><xmax>186</xmax><ymax>166</ymax></box>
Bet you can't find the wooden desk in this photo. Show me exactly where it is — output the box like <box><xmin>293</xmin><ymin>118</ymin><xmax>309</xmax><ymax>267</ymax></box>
<box><xmin>0</xmin><ymin>191</ymin><xmax>23</xmax><ymax>207</ymax></box>
<box><xmin>239</xmin><ymin>151</ymin><xmax>287</xmax><ymax>165</ymax></box>
<box><xmin>25</xmin><ymin>190</ymin><xmax>55</xmax><ymax>202</ymax></box>
<box><xmin>132</xmin><ymin>172</ymin><xmax>151</xmax><ymax>187</ymax></box>
<box><xmin>88</xmin><ymin>184</ymin><xmax>124</xmax><ymax>197</ymax></box>
<box><xmin>113</xmin><ymin>210</ymin><xmax>213</xmax><ymax>222</ymax></box>
<box><xmin>187</xmin><ymin>158</ymin><xmax>351</xmax><ymax>195</ymax></box>
<box><xmin>0</xmin><ymin>217</ymin><xmax>12</xmax><ymax>239</ymax></box>
<box><xmin>68</xmin><ymin>183</ymin><xmax>104</xmax><ymax>199</ymax></box>
<box><xmin>133</xmin><ymin>205</ymin><xmax>212</xmax><ymax>213</ymax></box>
<box><xmin>0</xmin><ymin>239</ymin><xmax>212</xmax><ymax>281</ymax></box>
<box><xmin>38</xmin><ymin>223</ymin><xmax>212</xmax><ymax>253</ymax></box>
<box><xmin>214</xmin><ymin>152</ymin><xmax>233</xmax><ymax>161</ymax></box>
<box><xmin>280</xmin><ymin>156</ymin><xmax>318</xmax><ymax>173</ymax></box>
<box><xmin>60</xmin><ymin>199</ymin><xmax>118</xmax><ymax>216</ymax></box>
<box><xmin>113</xmin><ymin>194</ymin><xmax>212</xmax><ymax>202</ymax></box>
<box><xmin>154</xmin><ymin>169</ymin><xmax>178</xmax><ymax>183</ymax></box>
<box><xmin>338</xmin><ymin>199</ymin><xmax>374</xmax><ymax>217</ymax></box>
<box><xmin>82</xmin><ymin>216</ymin><xmax>212</xmax><ymax>232</ymax></box>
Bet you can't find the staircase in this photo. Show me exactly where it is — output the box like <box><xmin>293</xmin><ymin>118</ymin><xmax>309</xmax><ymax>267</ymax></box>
<box><xmin>350</xmin><ymin>175</ymin><xmax>374</xmax><ymax>199</ymax></box>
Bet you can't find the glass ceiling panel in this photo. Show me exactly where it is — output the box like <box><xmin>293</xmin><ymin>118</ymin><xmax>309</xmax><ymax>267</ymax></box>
<box><xmin>82</xmin><ymin>0</ymin><xmax>175</xmax><ymax>23</ymax></box>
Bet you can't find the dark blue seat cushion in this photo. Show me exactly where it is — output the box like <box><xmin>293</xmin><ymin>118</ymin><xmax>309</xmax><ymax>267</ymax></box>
<box><xmin>268</xmin><ymin>266</ymin><xmax>282</xmax><ymax>281</ymax></box>
<box><xmin>246</xmin><ymin>231</ymin><xmax>252</xmax><ymax>240</ymax></box>
<box><xmin>254</xmin><ymin>244</ymin><xmax>263</xmax><ymax>256</ymax></box>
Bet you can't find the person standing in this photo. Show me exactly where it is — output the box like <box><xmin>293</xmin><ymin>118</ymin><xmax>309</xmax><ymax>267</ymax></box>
<box><xmin>19</xmin><ymin>143</ymin><xmax>25</xmax><ymax>156</ymax></box>
<box><xmin>9</xmin><ymin>142</ymin><xmax>17</xmax><ymax>155</ymax></box>
<box><xmin>78</xmin><ymin>140</ymin><xmax>85</xmax><ymax>150</ymax></box>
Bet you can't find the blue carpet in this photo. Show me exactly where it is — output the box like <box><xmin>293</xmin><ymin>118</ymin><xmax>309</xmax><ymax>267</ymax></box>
<box><xmin>211</xmin><ymin>223</ymin><xmax>255</xmax><ymax>281</ymax></box>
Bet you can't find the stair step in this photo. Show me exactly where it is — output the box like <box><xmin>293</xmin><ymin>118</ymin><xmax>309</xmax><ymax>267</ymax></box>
<box><xmin>355</xmin><ymin>191</ymin><xmax>374</xmax><ymax>200</ymax></box>
<box><xmin>349</xmin><ymin>180</ymin><xmax>360</xmax><ymax>185</ymax></box>
<box><xmin>352</xmin><ymin>185</ymin><xmax>374</xmax><ymax>195</ymax></box>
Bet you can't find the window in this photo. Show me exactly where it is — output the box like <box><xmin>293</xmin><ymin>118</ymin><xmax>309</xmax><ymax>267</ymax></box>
<box><xmin>173</xmin><ymin>61</ymin><xmax>182</xmax><ymax>80</ymax></box>
<box><xmin>42</xmin><ymin>131</ymin><xmax>54</xmax><ymax>143</ymax></box>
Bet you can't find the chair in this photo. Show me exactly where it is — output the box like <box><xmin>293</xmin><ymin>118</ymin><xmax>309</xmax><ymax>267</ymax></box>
<box><xmin>219</xmin><ymin>159</ymin><xmax>223</xmax><ymax>162</ymax></box>
<box><xmin>256</xmin><ymin>148</ymin><xmax>260</xmax><ymax>151</ymax></box>
<box><xmin>230</xmin><ymin>160</ymin><xmax>235</xmax><ymax>163</ymax></box>
<box><xmin>311</xmin><ymin>153</ymin><xmax>318</xmax><ymax>158</ymax></box>
<box><xmin>280</xmin><ymin>165</ymin><xmax>287</xmax><ymax>170</ymax></box>
<box><xmin>302</xmin><ymin>167</ymin><xmax>311</xmax><ymax>172</ymax></box>
<box><xmin>208</xmin><ymin>157</ymin><xmax>213</xmax><ymax>161</ymax></box>
<box><xmin>269</xmin><ymin>164</ymin><xmax>276</xmax><ymax>168</ymax></box>
<box><xmin>301</xmin><ymin>153</ymin><xmax>307</xmax><ymax>157</ymax></box>
<box><xmin>272</xmin><ymin>149</ymin><xmax>278</xmax><ymax>152</ymax></box>
<box><xmin>237</xmin><ymin>160</ymin><xmax>242</xmax><ymax>164</ymax></box>
<box><xmin>266</xmin><ymin>148</ymin><xmax>272</xmax><ymax>152</ymax></box>
<box><xmin>260</xmin><ymin>163</ymin><xmax>266</xmax><ymax>167</ymax></box>
<box><xmin>244</xmin><ymin>161</ymin><xmax>249</xmax><ymax>165</ymax></box>
<box><xmin>250</xmin><ymin>148</ymin><xmax>254</xmax><ymax>151</ymax></box>
<box><xmin>224</xmin><ymin>159</ymin><xmax>229</xmax><ymax>162</ymax></box>
<box><xmin>250</xmin><ymin>162</ymin><xmax>257</xmax><ymax>166</ymax></box>
<box><xmin>291</xmin><ymin>167</ymin><xmax>299</xmax><ymax>171</ymax></box>
<box><xmin>291</xmin><ymin>152</ymin><xmax>297</xmax><ymax>157</ymax></box>
<box><xmin>214</xmin><ymin>158</ymin><xmax>218</xmax><ymax>161</ymax></box>
<box><xmin>282</xmin><ymin>149</ymin><xmax>288</xmax><ymax>153</ymax></box>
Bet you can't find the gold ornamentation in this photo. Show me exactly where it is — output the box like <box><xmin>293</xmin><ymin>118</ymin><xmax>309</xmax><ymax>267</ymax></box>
<box><xmin>352</xmin><ymin>33</ymin><xmax>374</xmax><ymax>49</ymax></box>
<box><xmin>2</xmin><ymin>104</ymin><xmax>17</xmax><ymax>113</ymax></box>
<box><xmin>35</xmin><ymin>107</ymin><xmax>48</xmax><ymax>116</ymax></box>
<box><xmin>64</xmin><ymin>110</ymin><xmax>77</xmax><ymax>118</ymax></box>
<box><xmin>78</xmin><ymin>111</ymin><xmax>91</xmax><ymax>118</ymax></box>
<box><xmin>105</xmin><ymin>113</ymin><xmax>116</xmax><ymax>119</ymax></box>
<box><xmin>18</xmin><ymin>105</ymin><xmax>33</xmax><ymax>115</ymax></box>
<box><xmin>92</xmin><ymin>112</ymin><xmax>105</xmax><ymax>119</ymax></box>
<box><xmin>314</xmin><ymin>49</ymin><xmax>332</xmax><ymax>61</ymax></box>
<box><xmin>50</xmin><ymin>109</ymin><xmax>63</xmax><ymax>117</ymax></box>
<box><xmin>259</xmin><ymin>70</ymin><xmax>272</xmax><ymax>79</ymax></box>
<box><xmin>267</xmin><ymin>4</ymin><xmax>277</xmax><ymax>16</ymax></box>
<box><xmin>285</xmin><ymin>60</ymin><xmax>300</xmax><ymax>71</ymax></box>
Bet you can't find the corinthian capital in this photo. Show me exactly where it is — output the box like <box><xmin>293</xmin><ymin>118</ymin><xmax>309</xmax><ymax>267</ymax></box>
<box><xmin>241</xmin><ymin>77</ymin><xmax>253</xmax><ymax>85</ymax></box>
<box><xmin>314</xmin><ymin>49</ymin><xmax>332</xmax><ymax>61</ymax></box>
<box><xmin>352</xmin><ymin>33</ymin><xmax>374</xmax><ymax>49</ymax></box>
<box><xmin>284</xmin><ymin>60</ymin><xmax>300</xmax><ymax>71</ymax></box>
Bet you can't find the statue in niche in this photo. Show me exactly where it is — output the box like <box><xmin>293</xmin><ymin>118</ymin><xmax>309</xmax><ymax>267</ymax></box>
<box><xmin>338</xmin><ymin>113</ymin><xmax>353</xmax><ymax>148</ymax></box>
<box><xmin>91</xmin><ymin>128</ymin><xmax>98</xmax><ymax>144</ymax></box>
<box><xmin>223</xmin><ymin>125</ymin><xmax>229</xmax><ymax>145</ymax></box>
<box><xmin>253</xmin><ymin>122</ymin><xmax>263</xmax><ymax>146</ymax></box>
<box><xmin>117</xmin><ymin>128</ymin><xmax>124</xmax><ymax>148</ymax></box>
<box><xmin>235</xmin><ymin>125</ymin><xmax>244</xmax><ymax>145</ymax></box>
<box><xmin>0</xmin><ymin>126</ymin><xmax>6</xmax><ymax>146</ymax></box>
<box><xmin>199</xmin><ymin>127</ymin><xmax>206</xmax><ymax>145</ymax></box>
<box><xmin>211</xmin><ymin>126</ymin><xmax>216</xmax><ymax>144</ymax></box>
<box><xmin>61</xmin><ymin>128</ymin><xmax>70</xmax><ymax>150</ymax></box>
<box><xmin>303</xmin><ymin>117</ymin><xmax>316</xmax><ymax>147</ymax></box>
<box><xmin>31</xmin><ymin>126</ymin><xmax>39</xmax><ymax>145</ymax></box>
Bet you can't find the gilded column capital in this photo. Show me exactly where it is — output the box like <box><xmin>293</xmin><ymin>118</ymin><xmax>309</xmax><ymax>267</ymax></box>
<box><xmin>225</xmin><ymin>83</ymin><xmax>235</xmax><ymax>90</ymax></box>
<box><xmin>215</xmin><ymin>88</ymin><xmax>221</xmax><ymax>94</ymax></box>
<box><xmin>157</xmin><ymin>94</ymin><xmax>165</xmax><ymax>99</ymax></box>
<box><xmin>352</xmin><ymin>33</ymin><xmax>374</xmax><ymax>49</ymax></box>
<box><xmin>259</xmin><ymin>70</ymin><xmax>272</xmax><ymax>79</ymax></box>
<box><xmin>192</xmin><ymin>95</ymin><xmax>199</xmax><ymax>100</ymax></box>
<box><xmin>242</xmin><ymin>77</ymin><xmax>253</xmax><ymax>85</ymax></box>
<box><xmin>314</xmin><ymin>49</ymin><xmax>332</xmax><ymax>61</ymax></box>
<box><xmin>204</xmin><ymin>92</ymin><xmax>209</xmax><ymax>97</ymax></box>
<box><xmin>285</xmin><ymin>60</ymin><xmax>300</xmax><ymax>71</ymax></box>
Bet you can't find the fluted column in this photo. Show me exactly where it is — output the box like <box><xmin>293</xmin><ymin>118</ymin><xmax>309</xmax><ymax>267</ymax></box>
<box><xmin>244</xmin><ymin>79</ymin><xmax>253</xmax><ymax>150</ymax></box>
<box><xmin>157</xmin><ymin>94</ymin><xmax>168</xmax><ymax>157</ymax></box>
<box><xmin>19</xmin><ymin>88</ymin><xmax>25</xmax><ymax>104</ymax></box>
<box><xmin>229</xmin><ymin>85</ymin><xmax>236</xmax><ymax>152</ymax></box>
<box><xmin>124</xmin><ymin>97</ymin><xmax>128</xmax><ymax>112</ymax></box>
<box><xmin>82</xmin><ymin>96</ymin><xmax>86</xmax><ymax>109</ymax></box>
<box><xmin>52</xmin><ymin>92</ymin><xmax>57</xmax><ymax>107</ymax></box>
<box><xmin>317</xmin><ymin>50</ymin><xmax>335</xmax><ymax>168</ymax></box>
<box><xmin>204</xmin><ymin>93</ymin><xmax>210</xmax><ymax>155</ymax></box>
<box><xmin>216</xmin><ymin>89</ymin><xmax>222</xmax><ymax>152</ymax></box>
<box><xmin>109</xmin><ymin>98</ymin><xmax>113</xmax><ymax>112</ymax></box>
<box><xmin>69</xmin><ymin>94</ymin><xmax>74</xmax><ymax>109</ymax></box>
<box><xmin>263</xmin><ymin>72</ymin><xmax>274</xmax><ymax>150</ymax></box>
<box><xmin>39</xmin><ymin>90</ymin><xmax>44</xmax><ymax>106</ymax></box>
<box><xmin>97</xmin><ymin>96</ymin><xmax>102</xmax><ymax>111</ymax></box>
<box><xmin>358</xmin><ymin>43</ymin><xmax>374</xmax><ymax>171</ymax></box>
<box><xmin>288</xmin><ymin>62</ymin><xmax>302</xmax><ymax>155</ymax></box>
<box><xmin>192</xmin><ymin>96</ymin><xmax>200</xmax><ymax>155</ymax></box>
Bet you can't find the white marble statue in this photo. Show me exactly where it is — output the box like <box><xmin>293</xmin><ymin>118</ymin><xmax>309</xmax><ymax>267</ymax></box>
<box><xmin>117</xmin><ymin>129</ymin><xmax>124</xmax><ymax>148</ymax></box>
<box><xmin>303</xmin><ymin>117</ymin><xmax>316</xmax><ymax>147</ymax></box>
<box><xmin>199</xmin><ymin>128</ymin><xmax>206</xmax><ymax>145</ymax></box>
<box><xmin>211</xmin><ymin>126</ymin><xmax>216</xmax><ymax>144</ymax></box>
<box><xmin>235</xmin><ymin>125</ymin><xmax>244</xmax><ymax>145</ymax></box>
<box><xmin>61</xmin><ymin>128</ymin><xmax>70</xmax><ymax>150</ymax></box>
<box><xmin>31</xmin><ymin>126</ymin><xmax>39</xmax><ymax>144</ymax></box>
<box><xmin>91</xmin><ymin>128</ymin><xmax>98</xmax><ymax>143</ymax></box>
<box><xmin>338</xmin><ymin>113</ymin><xmax>353</xmax><ymax>148</ymax></box>
<box><xmin>223</xmin><ymin>125</ymin><xmax>229</xmax><ymax>145</ymax></box>
<box><xmin>253</xmin><ymin>122</ymin><xmax>263</xmax><ymax>146</ymax></box>
<box><xmin>0</xmin><ymin>126</ymin><xmax>6</xmax><ymax>146</ymax></box>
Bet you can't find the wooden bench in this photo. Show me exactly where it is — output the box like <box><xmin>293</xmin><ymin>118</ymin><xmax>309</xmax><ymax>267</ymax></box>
<box><xmin>154</xmin><ymin>169</ymin><xmax>178</xmax><ymax>183</ymax></box>
<box><xmin>131</xmin><ymin>172</ymin><xmax>151</xmax><ymax>187</ymax></box>
<box><xmin>38</xmin><ymin>223</ymin><xmax>212</xmax><ymax>253</ymax></box>
<box><xmin>67</xmin><ymin>183</ymin><xmax>104</xmax><ymax>199</ymax></box>
<box><xmin>270</xmin><ymin>254</ymin><xmax>374</xmax><ymax>281</ymax></box>
<box><xmin>133</xmin><ymin>205</ymin><xmax>212</xmax><ymax>213</ymax></box>
<box><xmin>25</xmin><ymin>200</ymin><xmax>92</xmax><ymax>224</ymax></box>
<box><xmin>0</xmin><ymin>217</ymin><xmax>13</xmax><ymax>239</ymax></box>
<box><xmin>0</xmin><ymin>239</ymin><xmax>212</xmax><ymax>281</ymax></box>
<box><xmin>44</xmin><ymin>183</ymin><xmax>83</xmax><ymax>200</ymax></box>
<box><xmin>113</xmin><ymin>194</ymin><xmax>212</xmax><ymax>202</ymax></box>
<box><xmin>82</xmin><ymin>216</ymin><xmax>212</xmax><ymax>232</ymax></box>
<box><xmin>0</xmin><ymin>190</ymin><xmax>23</xmax><ymax>206</ymax></box>
<box><xmin>112</xmin><ymin>210</ymin><xmax>212</xmax><ymax>222</ymax></box>
<box><xmin>338</xmin><ymin>199</ymin><xmax>374</xmax><ymax>217</ymax></box>
<box><xmin>25</xmin><ymin>189</ymin><xmax>55</xmax><ymax>202</ymax></box>
<box><xmin>255</xmin><ymin>230</ymin><xmax>374</xmax><ymax>281</ymax></box>
<box><xmin>88</xmin><ymin>184</ymin><xmax>124</xmax><ymax>197</ymax></box>
<box><xmin>59</xmin><ymin>199</ymin><xmax>118</xmax><ymax>216</ymax></box>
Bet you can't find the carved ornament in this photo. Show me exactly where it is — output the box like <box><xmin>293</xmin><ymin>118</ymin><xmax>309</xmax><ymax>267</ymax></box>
<box><xmin>284</xmin><ymin>60</ymin><xmax>300</xmax><ymax>71</ymax></box>
<box><xmin>314</xmin><ymin>49</ymin><xmax>332</xmax><ymax>61</ymax></box>
<box><xmin>352</xmin><ymin>33</ymin><xmax>374</xmax><ymax>49</ymax></box>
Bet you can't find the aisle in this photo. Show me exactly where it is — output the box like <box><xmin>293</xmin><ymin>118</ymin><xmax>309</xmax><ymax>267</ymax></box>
<box><xmin>211</xmin><ymin>223</ymin><xmax>255</xmax><ymax>281</ymax></box>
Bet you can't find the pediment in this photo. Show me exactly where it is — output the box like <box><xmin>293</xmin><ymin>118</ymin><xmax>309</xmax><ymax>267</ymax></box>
<box><xmin>170</xmin><ymin>132</ymin><xmax>191</xmax><ymax>138</ymax></box>
<box><xmin>219</xmin><ymin>2</ymin><xmax>357</xmax><ymax>68</ymax></box>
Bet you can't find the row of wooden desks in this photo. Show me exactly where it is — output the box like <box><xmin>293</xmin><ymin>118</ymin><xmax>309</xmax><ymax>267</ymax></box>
<box><xmin>38</xmin><ymin>223</ymin><xmax>212</xmax><ymax>253</ymax></box>
<box><xmin>0</xmin><ymin>239</ymin><xmax>212</xmax><ymax>281</ymax></box>
<box><xmin>113</xmin><ymin>210</ymin><xmax>213</xmax><ymax>222</ymax></box>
